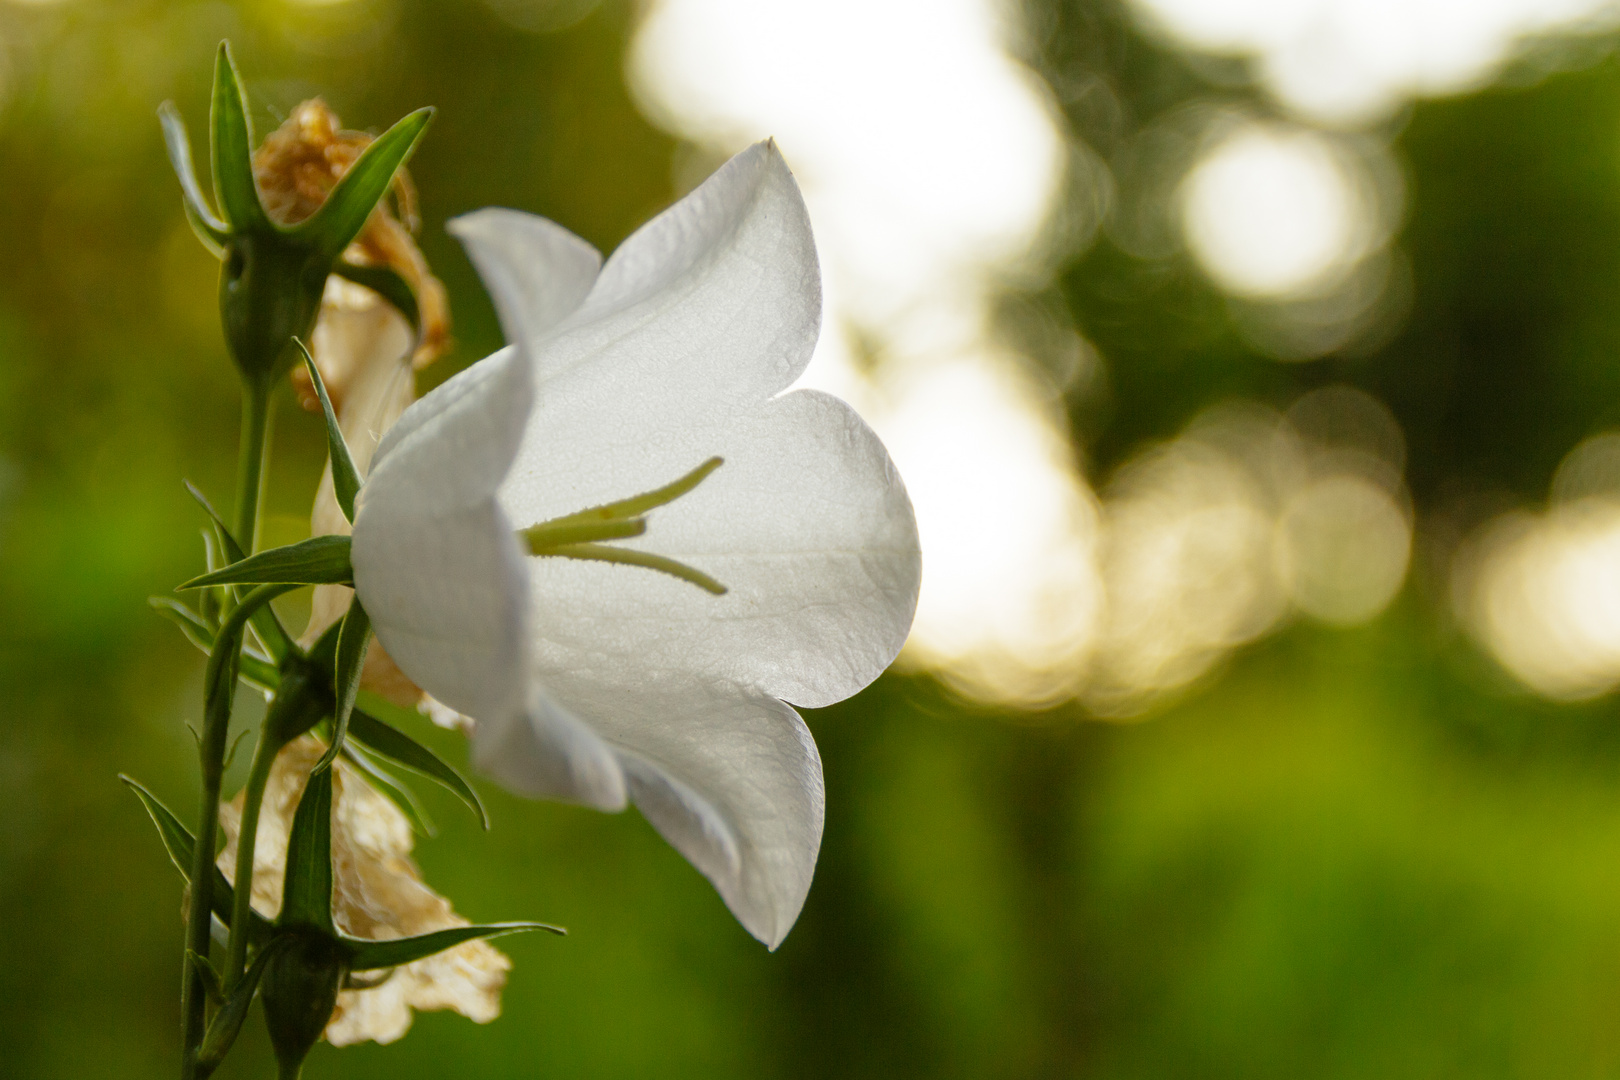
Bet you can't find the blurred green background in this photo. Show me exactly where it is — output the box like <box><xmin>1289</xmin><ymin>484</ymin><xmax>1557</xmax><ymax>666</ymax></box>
<box><xmin>8</xmin><ymin>0</ymin><xmax>1620</xmax><ymax>1077</ymax></box>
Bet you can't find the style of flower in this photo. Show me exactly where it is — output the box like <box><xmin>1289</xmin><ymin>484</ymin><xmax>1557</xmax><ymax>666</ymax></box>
<box><xmin>348</xmin><ymin>141</ymin><xmax>921</xmax><ymax>947</ymax></box>
<box><xmin>218</xmin><ymin>736</ymin><xmax>512</xmax><ymax>1045</ymax></box>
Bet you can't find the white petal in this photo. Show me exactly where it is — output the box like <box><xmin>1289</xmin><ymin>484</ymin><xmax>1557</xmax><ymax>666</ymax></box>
<box><xmin>517</xmin><ymin>388</ymin><xmax>920</xmax><ymax>707</ymax></box>
<box><xmin>515</xmin><ymin>670</ymin><xmax>823</xmax><ymax>948</ymax></box>
<box><xmin>470</xmin><ymin>684</ymin><xmax>626</xmax><ymax>812</ymax></box>
<box><xmin>356</xmin><ymin>347</ymin><xmax>626</xmax><ymax>810</ymax></box>
<box><xmin>527</xmin><ymin>140</ymin><xmax>820</xmax><ymax>396</ymax></box>
<box><xmin>447</xmin><ymin>209</ymin><xmax>601</xmax><ymax>350</ymax></box>
<box><xmin>352</xmin><ymin>349</ymin><xmax>533</xmax><ymax>740</ymax></box>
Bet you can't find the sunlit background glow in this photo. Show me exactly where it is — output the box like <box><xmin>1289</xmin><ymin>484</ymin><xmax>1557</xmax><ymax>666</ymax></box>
<box><xmin>1459</xmin><ymin>433</ymin><xmax>1620</xmax><ymax>700</ymax></box>
<box><xmin>631</xmin><ymin>0</ymin><xmax>1095</xmax><ymax>706</ymax></box>
<box><xmin>1129</xmin><ymin>0</ymin><xmax>1620</xmax><ymax>124</ymax></box>
<box><xmin>1180</xmin><ymin>123</ymin><xmax>1370</xmax><ymax>299</ymax></box>
<box><xmin>629</xmin><ymin>0</ymin><xmax>1427</xmax><ymax>709</ymax></box>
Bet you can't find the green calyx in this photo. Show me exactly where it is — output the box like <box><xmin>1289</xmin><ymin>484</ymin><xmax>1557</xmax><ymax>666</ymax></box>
<box><xmin>159</xmin><ymin>42</ymin><xmax>433</xmax><ymax>390</ymax></box>
<box><xmin>257</xmin><ymin>765</ymin><xmax>560</xmax><ymax>1079</ymax></box>
<box><xmin>521</xmin><ymin>456</ymin><xmax>729</xmax><ymax>595</ymax></box>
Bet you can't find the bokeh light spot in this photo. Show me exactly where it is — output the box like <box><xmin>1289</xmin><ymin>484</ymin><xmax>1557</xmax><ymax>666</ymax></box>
<box><xmin>1181</xmin><ymin>124</ymin><xmax>1366</xmax><ymax>298</ymax></box>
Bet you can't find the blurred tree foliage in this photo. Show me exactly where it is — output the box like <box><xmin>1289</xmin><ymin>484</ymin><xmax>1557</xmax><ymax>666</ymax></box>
<box><xmin>5</xmin><ymin>0</ymin><xmax>1620</xmax><ymax>1077</ymax></box>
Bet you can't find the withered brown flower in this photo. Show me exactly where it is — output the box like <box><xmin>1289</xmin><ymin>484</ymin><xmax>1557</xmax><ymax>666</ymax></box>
<box><xmin>218</xmin><ymin>737</ymin><xmax>510</xmax><ymax>1046</ymax></box>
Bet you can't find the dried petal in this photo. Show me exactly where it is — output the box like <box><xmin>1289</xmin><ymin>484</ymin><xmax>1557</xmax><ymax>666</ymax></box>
<box><xmin>218</xmin><ymin>737</ymin><xmax>510</xmax><ymax>1045</ymax></box>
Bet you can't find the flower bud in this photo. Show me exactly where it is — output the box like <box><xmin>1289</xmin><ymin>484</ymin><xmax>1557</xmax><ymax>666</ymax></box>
<box><xmin>260</xmin><ymin>929</ymin><xmax>348</xmax><ymax>1079</ymax></box>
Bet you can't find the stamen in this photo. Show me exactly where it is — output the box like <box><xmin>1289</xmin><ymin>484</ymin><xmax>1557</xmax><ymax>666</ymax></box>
<box><xmin>537</xmin><ymin>543</ymin><xmax>728</xmax><ymax>596</ymax></box>
<box><xmin>541</xmin><ymin>457</ymin><xmax>723</xmax><ymax>528</ymax></box>
<box><xmin>520</xmin><ymin>517</ymin><xmax>645</xmax><ymax>552</ymax></box>
<box><xmin>517</xmin><ymin>457</ymin><xmax>729</xmax><ymax>596</ymax></box>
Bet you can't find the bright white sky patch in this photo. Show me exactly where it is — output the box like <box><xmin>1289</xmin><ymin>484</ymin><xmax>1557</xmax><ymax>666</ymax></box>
<box><xmin>1181</xmin><ymin>124</ymin><xmax>1369</xmax><ymax>298</ymax></box>
<box><xmin>1131</xmin><ymin>0</ymin><xmax>1620</xmax><ymax>124</ymax></box>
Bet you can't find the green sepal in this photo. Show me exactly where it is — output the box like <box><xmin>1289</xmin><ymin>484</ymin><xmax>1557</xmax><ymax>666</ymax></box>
<box><xmin>295</xmin><ymin>106</ymin><xmax>434</xmax><ymax>262</ymax></box>
<box><xmin>184</xmin><ymin>200</ymin><xmax>228</xmax><ymax>259</ymax></box>
<box><xmin>180</xmin><ymin>534</ymin><xmax>354</xmax><ymax>590</ymax></box>
<box><xmin>261</xmin><ymin>930</ymin><xmax>348</xmax><ymax>1080</ymax></box>
<box><xmin>346</xmin><ymin>921</ymin><xmax>563</xmax><ymax>972</ymax></box>
<box><xmin>312</xmin><ymin>595</ymin><xmax>369</xmax><ymax>774</ymax></box>
<box><xmin>209</xmin><ymin>42</ymin><xmax>268</xmax><ymax>232</ymax></box>
<box><xmin>197</xmin><ymin>935</ymin><xmax>289</xmax><ymax>1074</ymax></box>
<box><xmin>158</xmin><ymin>101</ymin><xmax>229</xmax><ymax>244</ymax></box>
<box><xmin>185</xmin><ymin>480</ymin><xmax>295</xmax><ymax>663</ymax></box>
<box><xmin>149</xmin><ymin>598</ymin><xmax>281</xmax><ymax>690</ymax></box>
<box><xmin>342</xmin><ymin>740</ymin><xmax>437</xmax><ymax>837</ymax></box>
<box><xmin>120</xmin><ymin>775</ymin><xmax>273</xmax><ymax>943</ymax></box>
<box><xmin>187</xmin><ymin>949</ymin><xmax>224</xmax><ymax>1006</ymax></box>
<box><xmin>348</xmin><ymin>707</ymin><xmax>488</xmax><ymax>829</ymax></box>
<box><xmin>279</xmin><ymin>766</ymin><xmax>335</xmax><ymax>934</ymax></box>
<box><xmin>295</xmin><ymin>339</ymin><xmax>362</xmax><ymax>523</ymax></box>
<box><xmin>331</xmin><ymin>261</ymin><xmax>420</xmax><ymax>337</ymax></box>
<box><xmin>150</xmin><ymin>597</ymin><xmax>215</xmax><ymax>653</ymax></box>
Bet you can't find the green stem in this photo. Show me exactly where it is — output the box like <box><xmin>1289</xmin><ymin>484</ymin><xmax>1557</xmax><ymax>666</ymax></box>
<box><xmin>180</xmin><ymin>587</ymin><xmax>282</xmax><ymax>1080</ymax></box>
<box><xmin>222</xmin><ymin>659</ymin><xmax>328</xmax><ymax>989</ymax></box>
<box><xmin>234</xmin><ymin>379</ymin><xmax>273</xmax><ymax>553</ymax></box>
<box><xmin>224</xmin><ymin>732</ymin><xmax>279</xmax><ymax>988</ymax></box>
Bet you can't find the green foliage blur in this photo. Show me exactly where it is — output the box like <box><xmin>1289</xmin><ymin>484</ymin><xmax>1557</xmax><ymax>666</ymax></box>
<box><xmin>5</xmin><ymin>0</ymin><xmax>1620</xmax><ymax>1077</ymax></box>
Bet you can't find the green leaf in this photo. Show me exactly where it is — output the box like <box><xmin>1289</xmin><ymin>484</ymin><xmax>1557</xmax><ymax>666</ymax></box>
<box><xmin>180</xmin><ymin>534</ymin><xmax>353</xmax><ymax>590</ymax></box>
<box><xmin>313</xmin><ymin>596</ymin><xmax>369</xmax><ymax>774</ymax></box>
<box><xmin>341</xmin><ymin>740</ymin><xmax>437</xmax><ymax>837</ymax></box>
<box><xmin>209</xmin><ymin>42</ymin><xmax>268</xmax><ymax>232</ymax></box>
<box><xmin>187</xmin><ymin>949</ymin><xmax>224</xmax><ymax>1005</ymax></box>
<box><xmin>197</xmin><ymin>935</ymin><xmax>290</xmax><ymax>1072</ymax></box>
<box><xmin>185</xmin><ymin>480</ymin><xmax>295</xmax><ymax>663</ymax></box>
<box><xmin>348</xmin><ymin>707</ymin><xmax>488</xmax><ymax>829</ymax></box>
<box><xmin>346</xmin><ymin>922</ymin><xmax>563</xmax><ymax>972</ymax></box>
<box><xmin>298</xmin><ymin>107</ymin><xmax>434</xmax><ymax>262</ymax></box>
<box><xmin>154</xmin><ymin>596</ymin><xmax>280</xmax><ymax>690</ymax></box>
<box><xmin>183</xmin><ymin>199</ymin><xmax>228</xmax><ymax>259</ymax></box>
<box><xmin>150</xmin><ymin>596</ymin><xmax>214</xmax><ymax>654</ymax></box>
<box><xmin>331</xmin><ymin>262</ymin><xmax>420</xmax><ymax>337</ymax></box>
<box><xmin>280</xmin><ymin>766</ymin><xmax>334</xmax><ymax>934</ymax></box>
<box><xmin>295</xmin><ymin>339</ymin><xmax>362</xmax><ymax>523</ymax></box>
<box><xmin>120</xmin><ymin>775</ymin><xmax>272</xmax><ymax>941</ymax></box>
<box><xmin>158</xmin><ymin>101</ymin><xmax>228</xmax><ymax>244</ymax></box>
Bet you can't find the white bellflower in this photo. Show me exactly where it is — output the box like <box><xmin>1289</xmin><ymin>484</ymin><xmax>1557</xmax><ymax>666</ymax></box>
<box><xmin>349</xmin><ymin>142</ymin><xmax>920</xmax><ymax>946</ymax></box>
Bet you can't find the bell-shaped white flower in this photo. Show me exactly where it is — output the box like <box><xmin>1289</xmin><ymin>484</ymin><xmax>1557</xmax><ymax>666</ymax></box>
<box><xmin>349</xmin><ymin>142</ymin><xmax>920</xmax><ymax>947</ymax></box>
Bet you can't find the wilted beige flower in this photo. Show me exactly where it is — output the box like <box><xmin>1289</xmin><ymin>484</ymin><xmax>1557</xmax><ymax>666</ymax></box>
<box><xmin>254</xmin><ymin>98</ymin><xmax>449</xmax><ymax>374</ymax></box>
<box><xmin>255</xmin><ymin>99</ymin><xmax>454</xmax><ymax>707</ymax></box>
<box><xmin>218</xmin><ymin>736</ymin><xmax>510</xmax><ymax>1046</ymax></box>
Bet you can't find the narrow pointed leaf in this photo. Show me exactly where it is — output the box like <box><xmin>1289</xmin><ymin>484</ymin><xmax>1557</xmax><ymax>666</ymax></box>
<box><xmin>280</xmin><ymin>766</ymin><xmax>334</xmax><ymax>933</ymax></box>
<box><xmin>296</xmin><ymin>339</ymin><xmax>362</xmax><ymax>523</ymax></box>
<box><xmin>209</xmin><ymin>42</ymin><xmax>268</xmax><ymax>232</ymax></box>
<box><xmin>198</xmin><ymin>934</ymin><xmax>289</xmax><ymax>1071</ymax></box>
<box><xmin>183</xmin><ymin>199</ymin><xmax>227</xmax><ymax>259</ymax></box>
<box><xmin>298</xmin><ymin>107</ymin><xmax>434</xmax><ymax>262</ymax></box>
<box><xmin>186</xmin><ymin>480</ymin><xmax>247</xmax><ymax>564</ymax></box>
<box><xmin>342</xmin><ymin>740</ymin><xmax>437</xmax><ymax>837</ymax></box>
<box><xmin>150</xmin><ymin>597</ymin><xmax>215</xmax><ymax>654</ymax></box>
<box><xmin>187</xmin><ymin>950</ymin><xmax>224</xmax><ymax>1005</ymax></box>
<box><xmin>180</xmin><ymin>534</ymin><xmax>353</xmax><ymax>590</ymax></box>
<box><xmin>313</xmin><ymin>596</ymin><xmax>370</xmax><ymax>774</ymax></box>
<box><xmin>331</xmin><ymin>262</ymin><xmax>420</xmax><ymax>337</ymax></box>
<box><xmin>159</xmin><ymin>101</ymin><xmax>228</xmax><ymax>242</ymax></box>
<box><xmin>346</xmin><ymin>922</ymin><xmax>563</xmax><ymax>972</ymax></box>
<box><xmin>120</xmin><ymin>775</ymin><xmax>273</xmax><ymax>940</ymax></box>
<box><xmin>152</xmin><ymin>594</ymin><xmax>281</xmax><ymax>689</ymax></box>
<box><xmin>185</xmin><ymin>480</ymin><xmax>295</xmax><ymax>662</ymax></box>
<box><xmin>348</xmin><ymin>707</ymin><xmax>487</xmax><ymax>829</ymax></box>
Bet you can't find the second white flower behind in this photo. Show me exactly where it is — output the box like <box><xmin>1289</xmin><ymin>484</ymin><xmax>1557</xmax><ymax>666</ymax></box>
<box><xmin>350</xmin><ymin>142</ymin><xmax>921</xmax><ymax>948</ymax></box>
